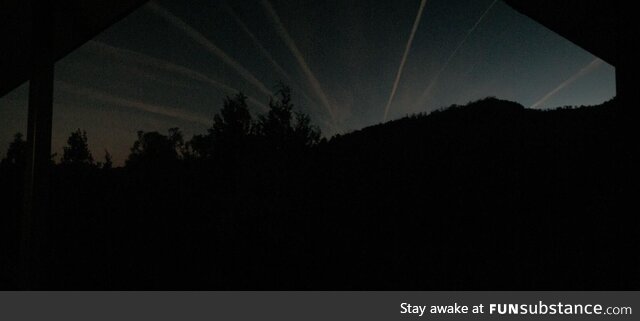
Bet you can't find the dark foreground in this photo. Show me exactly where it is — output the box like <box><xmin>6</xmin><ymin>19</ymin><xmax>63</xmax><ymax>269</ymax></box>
<box><xmin>0</xmin><ymin>98</ymin><xmax>636</xmax><ymax>289</ymax></box>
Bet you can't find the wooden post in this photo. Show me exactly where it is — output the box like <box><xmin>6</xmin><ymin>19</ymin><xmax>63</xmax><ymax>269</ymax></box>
<box><xmin>20</xmin><ymin>0</ymin><xmax>54</xmax><ymax>289</ymax></box>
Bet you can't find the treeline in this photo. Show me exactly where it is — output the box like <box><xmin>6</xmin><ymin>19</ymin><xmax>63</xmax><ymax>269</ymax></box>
<box><xmin>0</xmin><ymin>85</ymin><xmax>325</xmax><ymax>289</ymax></box>
<box><xmin>0</xmin><ymin>86</ymin><xmax>320</xmax><ymax>172</ymax></box>
<box><xmin>0</xmin><ymin>94</ymin><xmax>636</xmax><ymax>290</ymax></box>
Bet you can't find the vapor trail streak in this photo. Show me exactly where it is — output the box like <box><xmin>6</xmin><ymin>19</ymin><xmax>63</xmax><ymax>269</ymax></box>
<box><xmin>223</xmin><ymin>4</ymin><xmax>290</xmax><ymax>82</ymax></box>
<box><xmin>56</xmin><ymin>81</ymin><xmax>211</xmax><ymax>126</ymax></box>
<box><xmin>223</xmin><ymin>4</ymin><xmax>316</xmax><ymax>106</ymax></box>
<box><xmin>530</xmin><ymin>58</ymin><xmax>603</xmax><ymax>109</ymax></box>
<box><xmin>87</xmin><ymin>41</ymin><xmax>268</xmax><ymax>111</ymax></box>
<box><xmin>147</xmin><ymin>2</ymin><xmax>273</xmax><ymax>98</ymax></box>
<box><xmin>416</xmin><ymin>0</ymin><xmax>498</xmax><ymax>108</ymax></box>
<box><xmin>382</xmin><ymin>0</ymin><xmax>428</xmax><ymax>122</ymax></box>
<box><xmin>260</xmin><ymin>0</ymin><xmax>335</xmax><ymax>123</ymax></box>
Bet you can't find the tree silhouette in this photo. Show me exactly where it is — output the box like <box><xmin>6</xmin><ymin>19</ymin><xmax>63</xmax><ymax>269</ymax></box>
<box><xmin>256</xmin><ymin>85</ymin><xmax>321</xmax><ymax>150</ymax></box>
<box><xmin>102</xmin><ymin>150</ymin><xmax>113</xmax><ymax>170</ymax></box>
<box><xmin>188</xmin><ymin>93</ymin><xmax>254</xmax><ymax>160</ymax></box>
<box><xmin>292</xmin><ymin>112</ymin><xmax>321</xmax><ymax>148</ymax></box>
<box><xmin>257</xmin><ymin>86</ymin><xmax>294</xmax><ymax>147</ymax></box>
<box><xmin>211</xmin><ymin>93</ymin><xmax>253</xmax><ymax>141</ymax></box>
<box><xmin>186</xmin><ymin>133</ymin><xmax>213</xmax><ymax>160</ymax></box>
<box><xmin>0</xmin><ymin>132</ymin><xmax>26</xmax><ymax>169</ymax></box>
<box><xmin>126</xmin><ymin>129</ymin><xmax>183</xmax><ymax>168</ymax></box>
<box><xmin>61</xmin><ymin>129</ymin><xmax>94</xmax><ymax>166</ymax></box>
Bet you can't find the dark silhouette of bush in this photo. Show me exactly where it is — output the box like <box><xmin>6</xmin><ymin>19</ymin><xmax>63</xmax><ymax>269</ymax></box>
<box><xmin>61</xmin><ymin>129</ymin><xmax>94</xmax><ymax>167</ymax></box>
<box><xmin>255</xmin><ymin>86</ymin><xmax>321</xmax><ymax>151</ymax></box>
<box><xmin>125</xmin><ymin>128</ymin><xmax>184</xmax><ymax>168</ymax></box>
<box><xmin>188</xmin><ymin>88</ymin><xmax>320</xmax><ymax>162</ymax></box>
<box><xmin>102</xmin><ymin>150</ymin><xmax>113</xmax><ymax>170</ymax></box>
<box><xmin>0</xmin><ymin>132</ymin><xmax>26</xmax><ymax>170</ymax></box>
<box><xmin>212</xmin><ymin>93</ymin><xmax>253</xmax><ymax>143</ymax></box>
<box><xmin>189</xmin><ymin>93</ymin><xmax>253</xmax><ymax>161</ymax></box>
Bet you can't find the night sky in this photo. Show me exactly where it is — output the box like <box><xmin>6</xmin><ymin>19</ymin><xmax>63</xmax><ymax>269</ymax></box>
<box><xmin>0</xmin><ymin>0</ymin><xmax>616</xmax><ymax>165</ymax></box>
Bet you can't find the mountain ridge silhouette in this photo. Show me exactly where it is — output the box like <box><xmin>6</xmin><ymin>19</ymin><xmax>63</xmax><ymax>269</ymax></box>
<box><xmin>0</xmin><ymin>95</ymin><xmax>635</xmax><ymax>289</ymax></box>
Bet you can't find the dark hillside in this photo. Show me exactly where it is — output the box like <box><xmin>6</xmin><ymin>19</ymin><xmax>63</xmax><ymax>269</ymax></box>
<box><xmin>0</xmin><ymin>97</ymin><xmax>635</xmax><ymax>289</ymax></box>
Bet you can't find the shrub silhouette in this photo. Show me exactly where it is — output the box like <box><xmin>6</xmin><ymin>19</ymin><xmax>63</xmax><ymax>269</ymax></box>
<box><xmin>188</xmin><ymin>87</ymin><xmax>320</xmax><ymax>162</ymax></box>
<box><xmin>189</xmin><ymin>93</ymin><xmax>254</xmax><ymax>161</ymax></box>
<box><xmin>125</xmin><ymin>128</ymin><xmax>183</xmax><ymax>168</ymax></box>
<box><xmin>61</xmin><ymin>129</ymin><xmax>94</xmax><ymax>167</ymax></box>
<box><xmin>255</xmin><ymin>85</ymin><xmax>321</xmax><ymax>151</ymax></box>
<box><xmin>0</xmin><ymin>132</ymin><xmax>26</xmax><ymax>170</ymax></box>
<box><xmin>102</xmin><ymin>150</ymin><xmax>113</xmax><ymax>170</ymax></box>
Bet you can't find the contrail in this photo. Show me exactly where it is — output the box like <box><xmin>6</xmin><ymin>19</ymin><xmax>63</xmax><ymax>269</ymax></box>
<box><xmin>147</xmin><ymin>2</ymin><xmax>273</xmax><ymax>98</ymax></box>
<box><xmin>223</xmin><ymin>3</ymin><xmax>290</xmax><ymax>82</ymax></box>
<box><xmin>382</xmin><ymin>0</ymin><xmax>429</xmax><ymax>122</ymax></box>
<box><xmin>416</xmin><ymin>0</ymin><xmax>498</xmax><ymax>108</ymax></box>
<box><xmin>260</xmin><ymin>0</ymin><xmax>335</xmax><ymax>123</ymax></box>
<box><xmin>56</xmin><ymin>81</ymin><xmax>211</xmax><ymax>126</ymax></box>
<box><xmin>222</xmin><ymin>3</ymin><xmax>316</xmax><ymax>106</ymax></box>
<box><xmin>530</xmin><ymin>58</ymin><xmax>603</xmax><ymax>109</ymax></box>
<box><xmin>87</xmin><ymin>41</ymin><xmax>269</xmax><ymax>111</ymax></box>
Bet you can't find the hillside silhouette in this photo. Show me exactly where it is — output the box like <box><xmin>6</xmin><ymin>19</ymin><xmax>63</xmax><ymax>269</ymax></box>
<box><xmin>0</xmin><ymin>92</ymin><xmax>635</xmax><ymax>289</ymax></box>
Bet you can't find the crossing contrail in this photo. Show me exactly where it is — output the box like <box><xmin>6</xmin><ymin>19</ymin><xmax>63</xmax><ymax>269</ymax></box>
<box><xmin>223</xmin><ymin>3</ymin><xmax>290</xmax><ymax>83</ymax></box>
<box><xmin>530</xmin><ymin>58</ymin><xmax>603</xmax><ymax>109</ymax></box>
<box><xmin>260</xmin><ymin>0</ymin><xmax>336</xmax><ymax>123</ymax></box>
<box><xmin>147</xmin><ymin>2</ymin><xmax>273</xmax><ymax>98</ymax></box>
<box><xmin>56</xmin><ymin>81</ymin><xmax>211</xmax><ymax>126</ymax></box>
<box><xmin>223</xmin><ymin>3</ymin><xmax>316</xmax><ymax>106</ymax></box>
<box><xmin>416</xmin><ymin>0</ymin><xmax>498</xmax><ymax>108</ymax></box>
<box><xmin>382</xmin><ymin>0</ymin><xmax>429</xmax><ymax>122</ymax></box>
<box><xmin>87</xmin><ymin>41</ymin><xmax>269</xmax><ymax>111</ymax></box>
